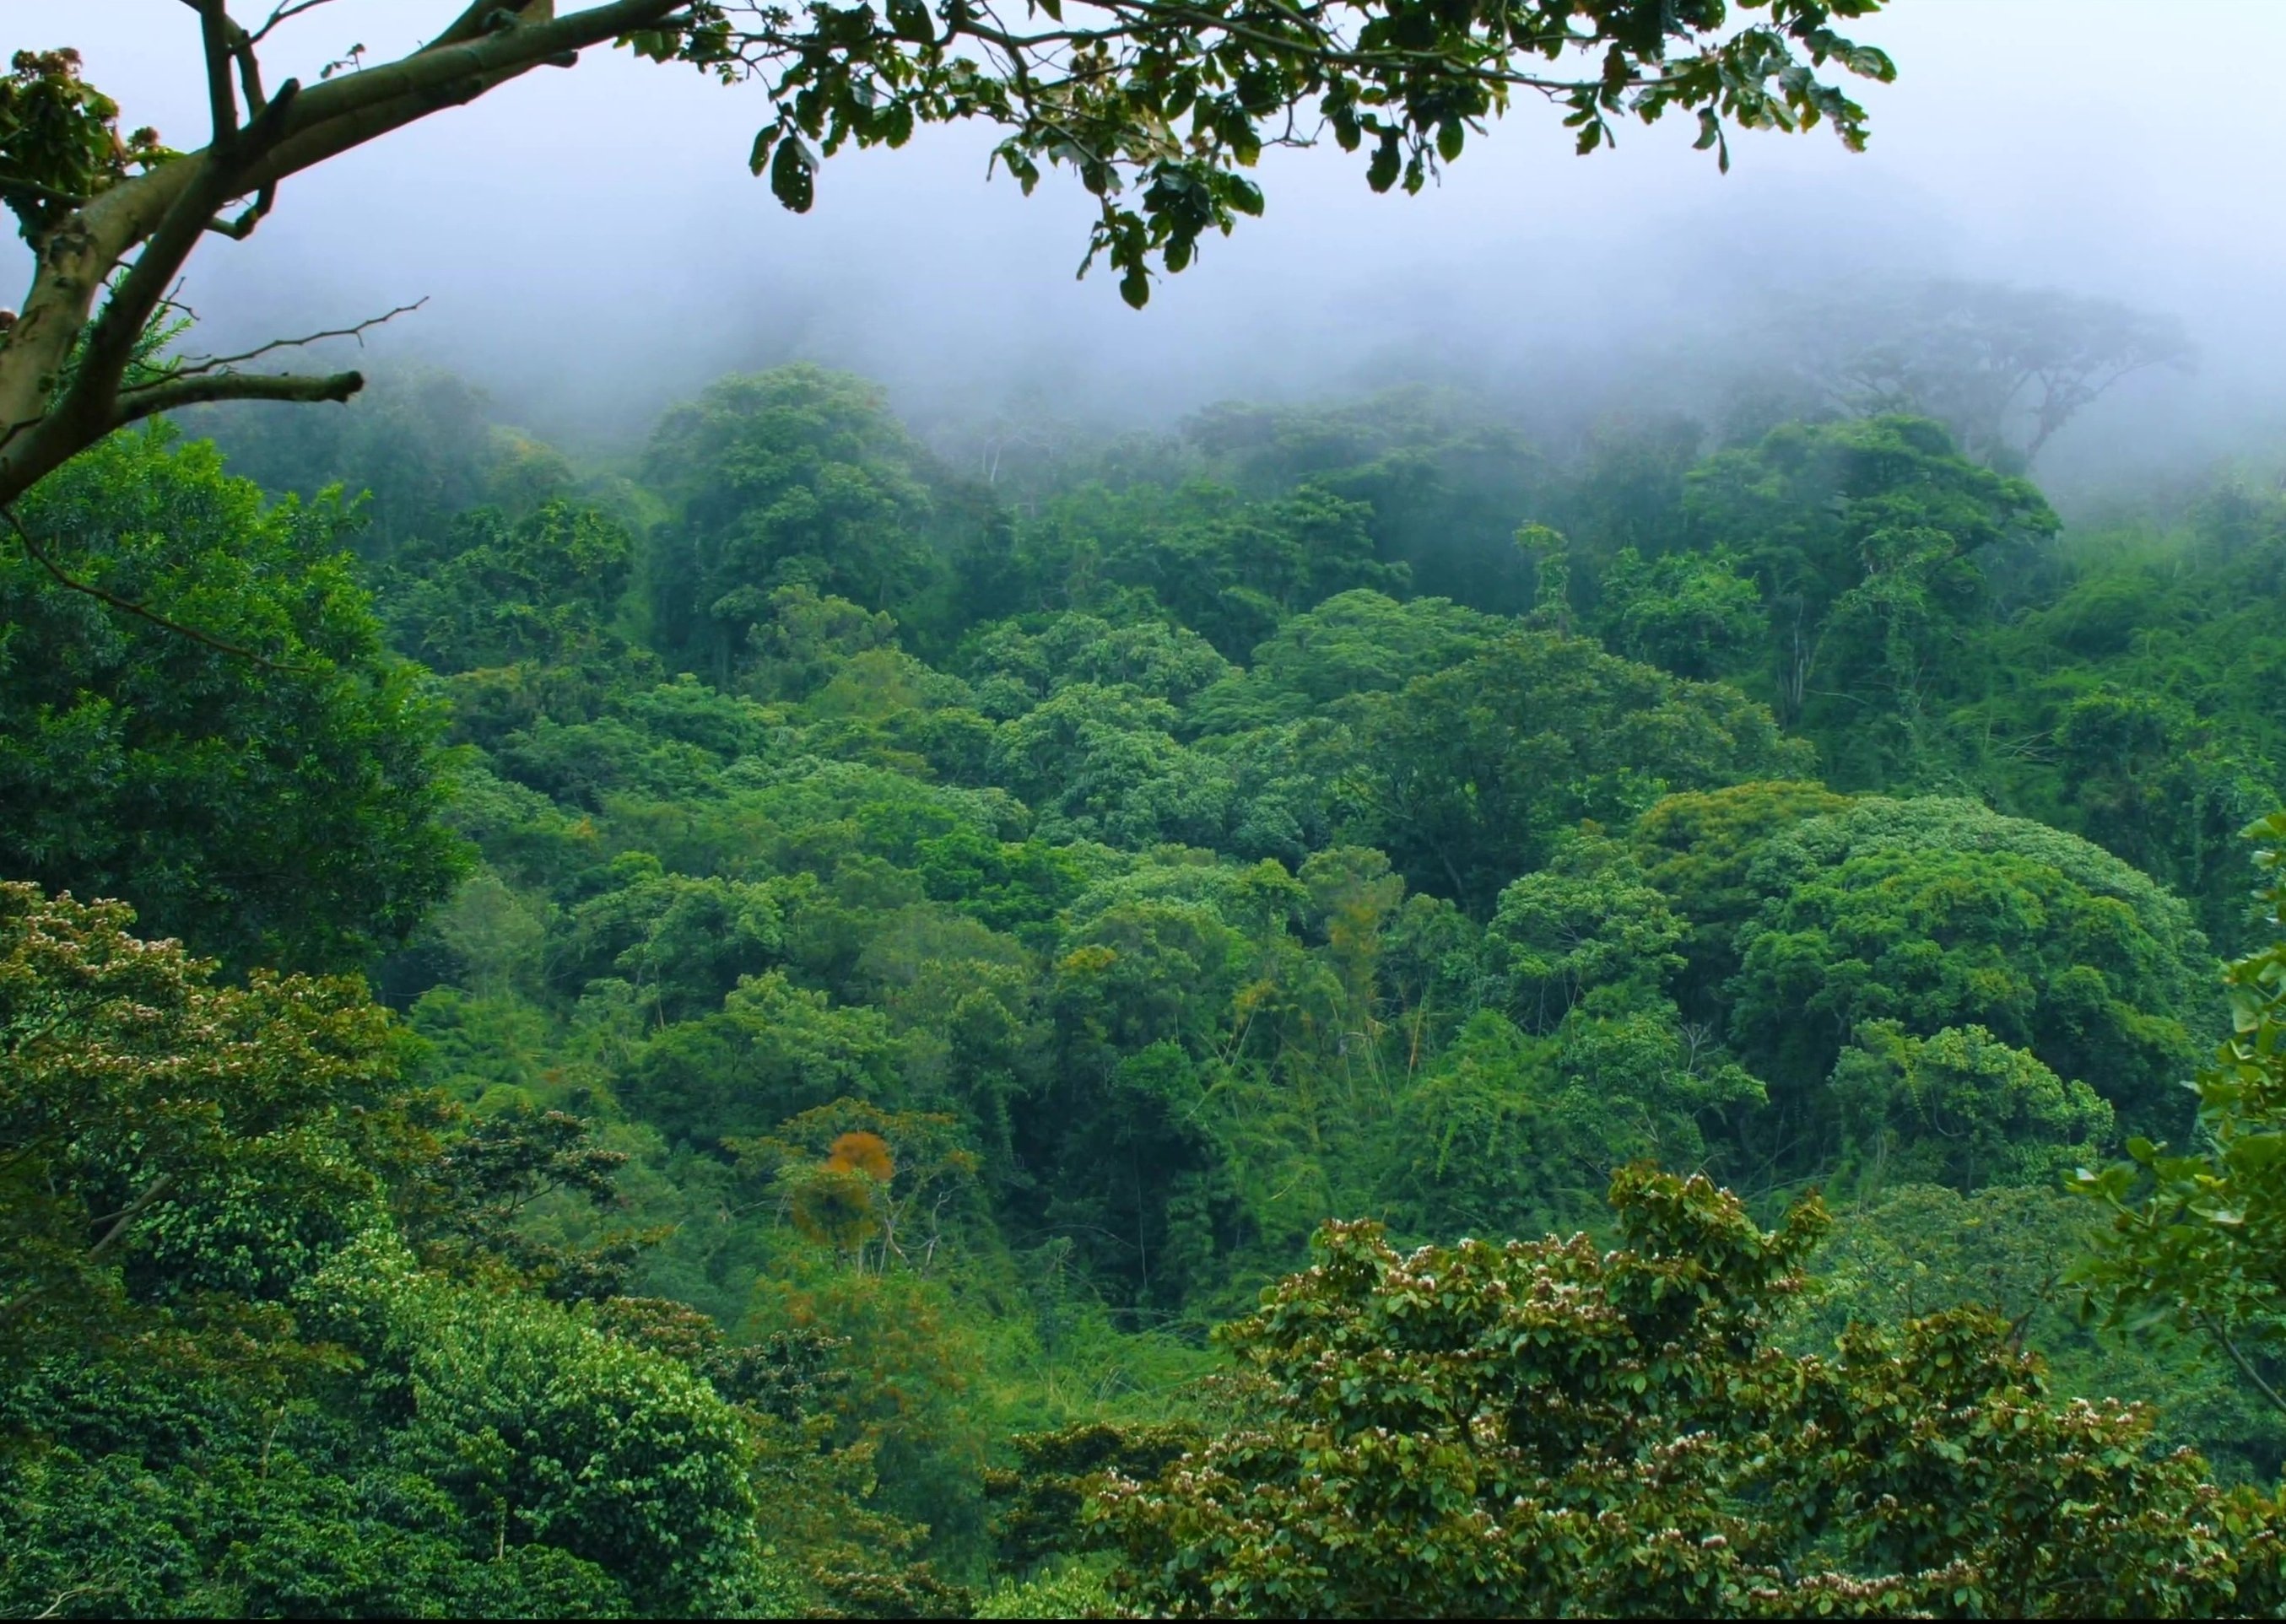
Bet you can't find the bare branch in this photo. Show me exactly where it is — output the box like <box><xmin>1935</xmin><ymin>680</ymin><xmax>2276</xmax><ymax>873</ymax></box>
<box><xmin>0</xmin><ymin>5</ymin><xmax>663</xmax><ymax>506</ymax></box>
<box><xmin>31</xmin><ymin>1578</ymin><xmax>124</xmax><ymax>1621</ymax></box>
<box><xmin>174</xmin><ymin>298</ymin><xmax>424</xmax><ymax>374</ymax></box>
<box><xmin>47</xmin><ymin>79</ymin><xmax>307</xmax><ymax>465</ymax></box>
<box><xmin>233</xmin><ymin>43</ymin><xmax>268</xmax><ymax>116</ymax></box>
<box><xmin>112</xmin><ymin>365</ymin><xmax>365</xmax><ymax>424</ymax></box>
<box><xmin>64</xmin><ymin>162</ymin><xmax>249</xmax><ymax>439</ymax></box>
<box><xmin>218</xmin><ymin>10</ymin><xmax>273</xmax><ymax>116</ymax></box>
<box><xmin>427</xmin><ymin>0</ymin><xmax>556</xmax><ymax>53</ymax></box>
<box><xmin>4</xmin><ymin>505</ymin><xmax>316</xmax><ymax>672</ymax></box>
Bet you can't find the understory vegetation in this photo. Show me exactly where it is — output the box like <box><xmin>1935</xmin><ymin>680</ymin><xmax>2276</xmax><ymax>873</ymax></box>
<box><xmin>13</xmin><ymin>361</ymin><xmax>2286</xmax><ymax>1616</ymax></box>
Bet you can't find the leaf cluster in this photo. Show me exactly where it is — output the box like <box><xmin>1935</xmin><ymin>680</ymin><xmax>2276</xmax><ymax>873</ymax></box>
<box><xmin>638</xmin><ymin>0</ymin><xmax>1893</xmax><ymax>306</ymax></box>
<box><xmin>0</xmin><ymin>48</ymin><xmax>170</xmax><ymax>245</ymax></box>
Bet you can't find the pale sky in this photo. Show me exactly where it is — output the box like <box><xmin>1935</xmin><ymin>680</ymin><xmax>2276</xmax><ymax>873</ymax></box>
<box><xmin>11</xmin><ymin>2</ymin><xmax>2285</xmax><ymax>489</ymax></box>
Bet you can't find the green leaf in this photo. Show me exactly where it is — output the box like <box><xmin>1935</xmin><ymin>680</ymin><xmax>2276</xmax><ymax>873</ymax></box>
<box><xmin>770</xmin><ymin>134</ymin><xmax>815</xmax><ymax>213</ymax></box>
<box><xmin>1366</xmin><ymin>136</ymin><xmax>1399</xmax><ymax>195</ymax></box>
<box><xmin>886</xmin><ymin>0</ymin><xmax>936</xmax><ymax>44</ymax></box>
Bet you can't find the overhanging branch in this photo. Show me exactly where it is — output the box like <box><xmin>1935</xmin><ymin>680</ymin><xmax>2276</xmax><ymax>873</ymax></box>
<box><xmin>0</xmin><ymin>172</ymin><xmax>89</xmax><ymax>215</ymax></box>
<box><xmin>240</xmin><ymin>0</ymin><xmax>690</xmax><ymax>192</ymax></box>
<box><xmin>427</xmin><ymin>0</ymin><xmax>557</xmax><ymax>52</ymax></box>
<box><xmin>111</xmin><ymin>367</ymin><xmax>365</xmax><ymax>426</ymax></box>
<box><xmin>62</xmin><ymin>78</ymin><xmax>311</xmax><ymax>460</ymax></box>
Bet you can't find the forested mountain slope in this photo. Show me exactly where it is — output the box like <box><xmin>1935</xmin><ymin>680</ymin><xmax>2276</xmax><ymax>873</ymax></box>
<box><xmin>12</xmin><ymin>363</ymin><xmax>2286</xmax><ymax>1616</ymax></box>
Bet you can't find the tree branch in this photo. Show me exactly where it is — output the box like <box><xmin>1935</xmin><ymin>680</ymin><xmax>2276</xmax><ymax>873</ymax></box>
<box><xmin>31</xmin><ymin>1578</ymin><xmax>124</xmax><ymax>1621</ymax></box>
<box><xmin>0</xmin><ymin>172</ymin><xmax>89</xmax><ymax>215</ymax></box>
<box><xmin>174</xmin><ymin>299</ymin><xmax>424</xmax><ymax>375</ymax></box>
<box><xmin>250</xmin><ymin>0</ymin><xmax>338</xmax><ymax>45</ymax></box>
<box><xmin>4</xmin><ymin>504</ymin><xmax>316</xmax><ymax>672</ymax></box>
<box><xmin>229</xmin><ymin>28</ymin><xmax>269</xmax><ymax>116</ymax></box>
<box><xmin>68</xmin><ymin>155</ymin><xmax>273</xmax><ymax>450</ymax></box>
<box><xmin>291</xmin><ymin>0</ymin><xmax>677</xmax><ymax>132</ymax></box>
<box><xmin>427</xmin><ymin>0</ymin><xmax>558</xmax><ymax>53</ymax></box>
<box><xmin>0</xmin><ymin>3</ymin><xmax>691</xmax><ymax>511</ymax></box>
<box><xmin>84</xmin><ymin>1175</ymin><xmax>174</xmax><ymax>1262</ymax></box>
<box><xmin>29</xmin><ymin>79</ymin><xmax>307</xmax><ymax>478</ymax></box>
<box><xmin>205</xmin><ymin>182</ymin><xmax>277</xmax><ymax>239</ymax></box>
<box><xmin>240</xmin><ymin>0</ymin><xmax>689</xmax><ymax>192</ymax></box>
<box><xmin>2200</xmin><ymin>1313</ymin><xmax>2286</xmax><ymax>1419</ymax></box>
<box><xmin>112</xmin><ymin>366</ymin><xmax>365</xmax><ymax>425</ymax></box>
<box><xmin>192</xmin><ymin>2</ymin><xmax>245</xmax><ymax>154</ymax></box>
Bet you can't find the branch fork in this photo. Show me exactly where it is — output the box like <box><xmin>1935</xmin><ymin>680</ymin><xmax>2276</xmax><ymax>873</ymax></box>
<box><xmin>0</xmin><ymin>0</ymin><xmax>689</xmax><ymax>509</ymax></box>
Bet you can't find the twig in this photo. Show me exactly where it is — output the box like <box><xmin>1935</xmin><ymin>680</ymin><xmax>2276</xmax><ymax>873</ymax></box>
<box><xmin>2200</xmin><ymin>1313</ymin><xmax>2286</xmax><ymax>1419</ymax></box>
<box><xmin>3</xmin><ymin>504</ymin><xmax>316</xmax><ymax>673</ymax></box>
<box><xmin>174</xmin><ymin>297</ymin><xmax>425</xmax><ymax>375</ymax></box>
<box><xmin>33</xmin><ymin>1578</ymin><xmax>124</xmax><ymax>1621</ymax></box>
<box><xmin>251</xmin><ymin>0</ymin><xmax>338</xmax><ymax>45</ymax></box>
<box><xmin>192</xmin><ymin>1</ymin><xmax>244</xmax><ymax>155</ymax></box>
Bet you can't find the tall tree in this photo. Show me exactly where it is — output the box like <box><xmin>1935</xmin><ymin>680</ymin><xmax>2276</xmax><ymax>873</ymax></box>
<box><xmin>1803</xmin><ymin>278</ymin><xmax>2197</xmax><ymax>470</ymax></box>
<box><xmin>642</xmin><ymin>366</ymin><xmax>947</xmax><ymax>682</ymax></box>
<box><xmin>1353</xmin><ymin>629</ymin><xmax>1811</xmax><ymax>913</ymax></box>
<box><xmin>1682</xmin><ymin>413</ymin><xmax>2056</xmax><ymax>772</ymax></box>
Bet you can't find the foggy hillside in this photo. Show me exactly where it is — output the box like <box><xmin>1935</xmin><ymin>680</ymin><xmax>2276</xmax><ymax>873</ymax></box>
<box><xmin>17</xmin><ymin>6</ymin><xmax>2286</xmax><ymax>1618</ymax></box>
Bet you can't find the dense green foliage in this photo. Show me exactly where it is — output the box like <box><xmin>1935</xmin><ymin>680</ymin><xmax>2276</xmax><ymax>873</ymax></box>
<box><xmin>1100</xmin><ymin>1169</ymin><xmax>2286</xmax><ymax>1618</ymax></box>
<box><xmin>0</xmin><ymin>884</ymin><xmax>792</xmax><ymax>1615</ymax></box>
<box><xmin>2078</xmin><ymin>814</ymin><xmax>2286</xmax><ymax>1424</ymax></box>
<box><xmin>0</xmin><ymin>429</ymin><xmax>463</xmax><ymax>972</ymax></box>
<box><xmin>14</xmin><ymin>354</ymin><xmax>2286</xmax><ymax>1615</ymax></box>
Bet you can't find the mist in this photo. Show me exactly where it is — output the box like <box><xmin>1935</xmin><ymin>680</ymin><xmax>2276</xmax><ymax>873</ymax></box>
<box><xmin>14</xmin><ymin>1</ymin><xmax>2286</xmax><ymax>504</ymax></box>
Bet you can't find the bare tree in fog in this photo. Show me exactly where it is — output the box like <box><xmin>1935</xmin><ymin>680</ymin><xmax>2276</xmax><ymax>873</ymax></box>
<box><xmin>1806</xmin><ymin>278</ymin><xmax>2196</xmax><ymax>470</ymax></box>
